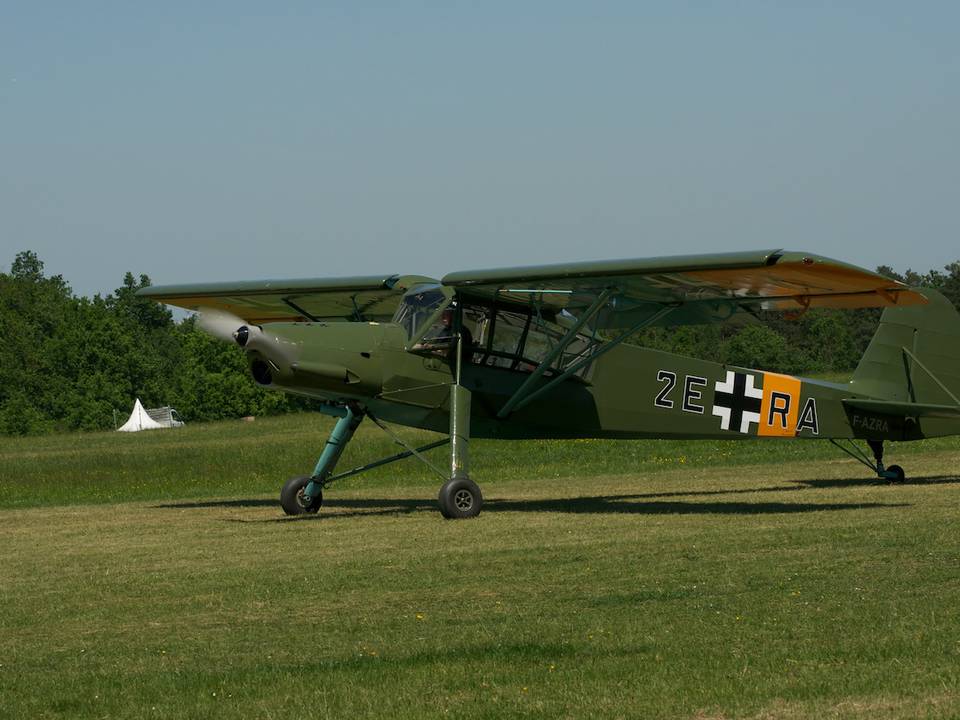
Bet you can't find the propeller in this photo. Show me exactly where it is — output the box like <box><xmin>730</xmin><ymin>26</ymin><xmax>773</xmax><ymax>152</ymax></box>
<box><xmin>196</xmin><ymin>307</ymin><xmax>257</xmax><ymax>346</ymax></box>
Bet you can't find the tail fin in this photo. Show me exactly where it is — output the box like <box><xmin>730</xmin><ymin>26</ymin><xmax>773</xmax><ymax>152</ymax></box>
<box><xmin>850</xmin><ymin>288</ymin><xmax>960</xmax><ymax>406</ymax></box>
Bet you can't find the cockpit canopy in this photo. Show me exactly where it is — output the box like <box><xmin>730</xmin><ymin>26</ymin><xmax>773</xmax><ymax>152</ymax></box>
<box><xmin>392</xmin><ymin>284</ymin><xmax>451</xmax><ymax>342</ymax></box>
<box><xmin>392</xmin><ymin>285</ymin><xmax>595</xmax><ymax>379</ymax></box>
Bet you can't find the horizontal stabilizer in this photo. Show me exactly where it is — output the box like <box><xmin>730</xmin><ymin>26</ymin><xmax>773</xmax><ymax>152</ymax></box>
<box><xmin>842</xmin><ymin>398</ymin><xmax>960</xmax><ymax>419</ymax></box>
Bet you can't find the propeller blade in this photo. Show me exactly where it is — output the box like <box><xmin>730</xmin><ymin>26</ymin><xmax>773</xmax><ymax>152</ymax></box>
<box><xmin>196</xmin><ymin>307</ymin><xmax>247</xmax><ymax>343</ymax></box>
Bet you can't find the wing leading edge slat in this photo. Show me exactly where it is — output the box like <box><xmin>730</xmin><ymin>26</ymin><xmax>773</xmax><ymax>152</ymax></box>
<box><xmin>137</xmin><ymin>274</ymin><xmax>436</xmax><ymax>324</ymax></box>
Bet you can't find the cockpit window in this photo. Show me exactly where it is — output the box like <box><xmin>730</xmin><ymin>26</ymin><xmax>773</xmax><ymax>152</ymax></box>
<box><xmin>393</xmin><ymin>285</ymin><xmax>450</xmax><ymax>340</ymax></box>
<box><xmin>469</xmin><ymin>304</ymin><xmax>593</xmax><ymax>377</ymax></box>
<box><xmin>393</xmin><ymin>292</ymin><xmax>593</xmax><ymax>378</ymax></box>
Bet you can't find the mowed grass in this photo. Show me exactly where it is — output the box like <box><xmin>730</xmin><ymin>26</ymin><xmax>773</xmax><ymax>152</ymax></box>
<box><xmin>1</xmin><ymin>411</ymin><xmax>958</xmax><ymax>509</ymax></box>
<box><xmin>1</xmin><ymin>415</ymin><xmax>959</xmax><ymax>718</ymax></box>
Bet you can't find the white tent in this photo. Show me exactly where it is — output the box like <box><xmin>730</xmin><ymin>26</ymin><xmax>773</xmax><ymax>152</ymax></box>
<box><xmin>117</xmin><ymin>398</ymin><xmax>165</xmax><ymax>432</ymax></box>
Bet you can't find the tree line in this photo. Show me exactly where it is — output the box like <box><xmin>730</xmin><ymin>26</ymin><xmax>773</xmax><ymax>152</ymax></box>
<box><xmin>1</xmin><ymin>250</ymin><xmax>958</xmax><ymax>436</ymax></box>
<box><xmin>0</xmin><ymin>251</ymin><xmax>306</xmax><ymax>435</ymax></box>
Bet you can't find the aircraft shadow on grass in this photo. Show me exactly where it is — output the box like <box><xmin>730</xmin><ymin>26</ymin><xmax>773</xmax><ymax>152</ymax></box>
<box><xmin>154</xmin><ymin>473</ymin><xmax>957</xmax><ymax>520</ymax></box>
<box><xmin>154</xmin><ymin>475</ymin><xmax>960</xmax><ymax>522</ymax></box>
<box><xmin>792</xmin><ymin>474</ymin><xmax>959</xmax><ymax>489</ymax></box>
<box><xmin>210</xmin><ymin>498</ymin><xmax>912</xmax><ymax>523</ymax></box>
<box><xmin>159</xmin><ymin>496</ymin><xmax>944</xmax><ymax>525</ymax></box>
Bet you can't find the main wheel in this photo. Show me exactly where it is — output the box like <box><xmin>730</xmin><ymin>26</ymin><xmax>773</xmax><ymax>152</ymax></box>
<box><xmin>885</xmin><ymin>464</ymin><xmax>906</xmax><ymax>483</ymax></box>
<box><xmin>438</xmin><ymin>476</ymin><xmax>483</xmax><ymax>519</ymax></box>
<box><xmin>280</xmin><ymin>476</ymin><xmax>323</xmax><ymax>515</ymax></box>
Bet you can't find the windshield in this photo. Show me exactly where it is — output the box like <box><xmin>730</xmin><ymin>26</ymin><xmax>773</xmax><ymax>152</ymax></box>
<box><xmin>392</xmin><ymin>285</ymin><xmax>450</xmax><ymax>340</ymax></box>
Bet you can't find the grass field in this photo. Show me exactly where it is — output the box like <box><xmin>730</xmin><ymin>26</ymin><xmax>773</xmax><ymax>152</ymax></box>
<box><xmin>2</xmin><ymin>414</ymin><xmax>959</xmax><ymax>718</ymax></box>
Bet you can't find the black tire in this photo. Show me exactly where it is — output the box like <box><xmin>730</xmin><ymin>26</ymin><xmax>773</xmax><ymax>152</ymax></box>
<box><xmin>280</xmin><ymin>476</ymin><xmax>323</xmax><ymax>515</ymax></box>
<box><xmin>438</xmin><ymin>476</ymin><xmax>483</xmax><ymax>519</ymax></box>
<box><xmin>886</xmin><ymin>464</ymin><xmax>906</xmax><ymax>483</ymax></box>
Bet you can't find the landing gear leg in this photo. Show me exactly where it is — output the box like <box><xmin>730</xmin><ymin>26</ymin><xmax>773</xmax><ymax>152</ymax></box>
<box><xmin>829</xmin><ymin>439</ymin><xmax>906</xmax><ymax>482</ymax></box>
<box><xmin>281</xmin><ymin>403</ymin><xmax>365</xmax><ymax>515</ymax></box>
<box><xmin>438</xmin><ymin>383</ymin><xmax>482</xmax><ymax>519</ymax></box>
<box><xmin>868</xmin><ymin>440</ymin><xmax>906</xmax><ymax>482</ymax></box>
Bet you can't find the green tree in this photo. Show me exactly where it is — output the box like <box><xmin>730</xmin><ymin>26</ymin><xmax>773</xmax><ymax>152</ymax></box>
<box><xmin>0</xmin><ymin>251</ymin><xmax>76</xmax><ymax>426</ymax></box>
<box><xmin>720</xmin><ymin>324</ymin><xmax>794</xmax><ymax>373</ymax></box>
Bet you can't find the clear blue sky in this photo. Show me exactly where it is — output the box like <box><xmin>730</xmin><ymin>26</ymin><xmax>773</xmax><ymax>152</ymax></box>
<box><xmin>2</xmin><ymin>2</ymin><xmax>958</xmax><ymax>297</ymax></box>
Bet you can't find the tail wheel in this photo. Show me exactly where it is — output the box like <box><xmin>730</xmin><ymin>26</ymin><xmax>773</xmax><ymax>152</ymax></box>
<box><xmin>438</xmin><ymin>477</ymin><xmax>483</xmax><ymax>519</ymax></box>
<box><xmin>281</xmin><ymin>476</ymin><xmax>323</xmax><ymax>515</ymax></box>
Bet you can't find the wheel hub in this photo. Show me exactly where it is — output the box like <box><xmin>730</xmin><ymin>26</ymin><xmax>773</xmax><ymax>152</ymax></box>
<box><xmin>454</xmin><ymin>488</ymin><xmax>473</xmax><ymax>511</ymax></box>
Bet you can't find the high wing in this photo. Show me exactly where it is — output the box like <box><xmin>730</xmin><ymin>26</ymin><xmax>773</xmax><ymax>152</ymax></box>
<box><xmin>140</xmin><ymin>251</ymin><xmax>925</xmax><ymax>328</ymax></box>
<box><xmin>442</xmin><ymin>249</ymin><xmax>926</xmax><ymax>329</ymax></box>
<box><xmin>137</xmin><ymin>274</ymin><xmax>435</xmax><ymax>324</ymax></box>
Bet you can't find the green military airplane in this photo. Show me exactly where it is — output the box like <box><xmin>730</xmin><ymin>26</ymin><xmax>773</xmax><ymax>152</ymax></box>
<box><xmin>139</xmin><ymin>250</ymin><xmax>960</xmax><ymax>519</ymax></box>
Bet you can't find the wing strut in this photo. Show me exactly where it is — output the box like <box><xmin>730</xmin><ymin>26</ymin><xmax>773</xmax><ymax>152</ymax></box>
<box><xmin>283</xmin><ymin>298</ymin><xmax>321</xmax><ymax>322</ymax></box>
<box><xmin>497</xmin><ymin>300</ymin><xmax>677</xmax><ymax>418</ymax></box>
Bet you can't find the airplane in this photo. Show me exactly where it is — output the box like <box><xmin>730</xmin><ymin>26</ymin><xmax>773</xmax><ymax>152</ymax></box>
<box><xmin>138</xmin><ymin>250</ymin><xmax>960</xmax><ymax>519</ymax></box>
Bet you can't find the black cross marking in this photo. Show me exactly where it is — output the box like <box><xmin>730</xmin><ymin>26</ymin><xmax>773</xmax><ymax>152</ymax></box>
<box><xmin>714</xmin><ymin>372</ymin><xmax>762</xmax><ymax>433</ymax></box>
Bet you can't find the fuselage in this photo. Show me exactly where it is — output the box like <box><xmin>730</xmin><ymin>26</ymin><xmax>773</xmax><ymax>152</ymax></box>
<box><xmin>242</xmin><ymin>319</ymin><xmax>960</xmax><ymax>443</ymax></box>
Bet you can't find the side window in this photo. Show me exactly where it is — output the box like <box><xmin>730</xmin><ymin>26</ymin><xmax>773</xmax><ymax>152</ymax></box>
<box><xmin>410</xmin><ymin>303</ymin><xmax>480</xmax><ymax>364</ymax></box>
<box><xmin>474</xmin><ymin>311</ymin><xmax>524</xmax><ymax>368</ymax></box>
<box><xmin>471</xmin><ymin>305</ymin><xmax>592</xmax><ymax>375</ymax></box>
<box><xmin>489</xmin><ymin>322</ymin><xmax>524</xmax><ymax>363</ymax></box>
<box><xmin>522</xmin><ymin>325</ymin><xmax>590</xmax><ymax>371</ymax></box>
<box><xmin>415</xmin><ymin>308</ymin><xmax>456</xmax><ymax>350</ymax></box>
